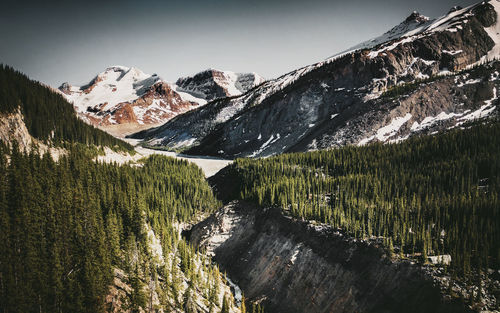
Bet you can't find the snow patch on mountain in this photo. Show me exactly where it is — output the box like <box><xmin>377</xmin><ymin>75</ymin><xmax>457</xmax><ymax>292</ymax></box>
<box><xmin>457</xmin><ymin>78</ymin><xmax>482</xmax><ymax>87</ymax></box>
<box><xmin>427</xmin><ymin>4</ymin><xmax>474</xmax><ymax>33</ymax></box>
<box><xmin>175</xmin><ymin>87</ymin><xmax>208</xmax><ymax>105</ymax></box>
<box><xmin>249</xmin><ymin>133</ymin><xmax>281</xmax><ymax>157</ymax></box>
<box><xmin>411</xmin><ymin>112</ymin><xmax>464</xmax><ymax>132</ymax></box>
<box><xmin>481</xmin><ymin>0</ymin><xmax>500</xmax><ymax>62</ymax></box>
<box><xmin>368</xmin><ymin>37</ymin><xmax>417</xmax><ymax>58</ymax></box>
<box><xmin>443</xmin><ymin>49</ymin><xmax>464</xmax><ymax>55</ymax></box>
<box><xmin>458</xmin><ymin>87</ymin><xmax>498</xmax><ymax>123</ymax></box>
<box><xmin>215</xmin><ymin>71</ymin><xmax>266</xmax><ymax>96</ymax></box>
<box><xmin>358</xmin><ymin>113</ymin><xmax>412</xmax><ymax>145</ymax></box>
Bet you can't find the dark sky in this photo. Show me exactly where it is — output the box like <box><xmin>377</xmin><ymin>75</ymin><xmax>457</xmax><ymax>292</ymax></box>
<box><xmin>1</xmin><ymin>0</ymin><xmax>479</xmax><ymax>87</ymax></box>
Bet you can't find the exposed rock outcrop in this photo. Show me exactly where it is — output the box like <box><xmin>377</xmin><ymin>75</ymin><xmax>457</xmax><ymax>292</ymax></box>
<box><xmin>187</xmin><ymin>201</ymin><xmax>474</xmax><ymax>313</ymax></box>
<box><xmin>0</xmin><ymin>108</ymin><xmax>66</xmax><ymax>160</ymax></box>
<box><xmin>106</xmin><ymin>223</ymin><xmax>242</xmax><ymax>313</ymax></box>
<box><xmin>0</xmin><ymin>108</ymin><xmax>33</xmax><ymax>151</ymax></box>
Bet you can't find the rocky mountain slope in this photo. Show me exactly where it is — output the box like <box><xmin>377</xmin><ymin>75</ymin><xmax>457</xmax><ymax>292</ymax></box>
<box><xmin>176</xmin><ymin>69</ymin><xmax>265</xmax><ymax>101</ymax></box>
<box><xmin>186</xmin><ymin>201</ymin><xmax>476</xmax><ymax>313</ymax></box>
<box><xmin>132</xmin><ymin>0</ymin><xmax>500</xmax><ymax>157</ymax></box>
<box><xmin>59</xmin><ymin>66</ymin><xmax>263</xmax><ymax>136</ymax></box>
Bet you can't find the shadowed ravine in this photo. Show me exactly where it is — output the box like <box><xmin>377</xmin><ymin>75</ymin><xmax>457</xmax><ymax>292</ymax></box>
<box><xmin>184</xmin><ymin>201</ymin><xmax>473</xmax><ymax>313</ymax></box>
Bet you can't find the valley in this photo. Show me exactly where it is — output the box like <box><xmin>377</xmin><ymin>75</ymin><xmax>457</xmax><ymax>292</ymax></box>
<box><xmin>1</xmin><ymin>0</ymin><xmax>500</xmax><ymax>312</ymax></box>
<box><xmin>134</xmin><ymin>145</ymin><xmax>232</xmax><ymax>178</ymax></box>
<box><xmin>99</xmin><ymin>138</ymin><xmax>232</xmax><ymax>177</ymax></box>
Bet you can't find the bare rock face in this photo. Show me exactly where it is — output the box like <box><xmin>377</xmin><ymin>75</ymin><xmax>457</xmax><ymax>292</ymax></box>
<box><xmin>133</xmin><ymin>1</ymin><xmax>500</xmax><ymax>157</ymax></box>
<box><xmin>0</xmin><ymin>108</ymin><xmax>67</xmax><ymax>160</ymax></box>
<box><xmin>105</xmin><ymin>223</ymin><xmax>242</xmax><ymax>313</ymax></box>
<box><xmin>186</xmin><ymin>201</ymin><xmax>473</xmax><ymax>313</ymax></box>
<box><xmin>0</xmin><ymin>108</ymin><xmax>33</xmax><ymax>151</ymax></box>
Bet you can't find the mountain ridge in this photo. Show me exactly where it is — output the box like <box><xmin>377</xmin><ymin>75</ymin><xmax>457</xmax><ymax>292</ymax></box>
<box><xmin>130</xmin><ymin>0</ymin><xmax>500</xmax><ymax>158</ymax></box>
<box><xmin>59</xmin><ymin>66</ymin><xmax>264</xmax><ymax>136</ymax></box>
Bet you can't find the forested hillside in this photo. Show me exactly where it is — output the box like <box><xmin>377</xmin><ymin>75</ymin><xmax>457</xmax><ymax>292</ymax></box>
<box><xmin>0</xmin><ymin>144</ymin><xmax>239</xmax><ymax>313</ymax></box>
<box><xmin>0</xmin><ymin>65</ymin><xmax>132</xmax><ymax>151</ymax></box>
<box><xmin>220</xmin><ymin>120</ymin><xmax>500</xmax><ymax>276</ymax></box>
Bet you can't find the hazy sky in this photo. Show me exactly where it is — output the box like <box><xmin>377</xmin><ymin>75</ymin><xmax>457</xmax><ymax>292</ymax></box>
<box><xmin>1</xmin><ymin>0</ymin><xmax>479</xmax><ymax>87</ymax></box>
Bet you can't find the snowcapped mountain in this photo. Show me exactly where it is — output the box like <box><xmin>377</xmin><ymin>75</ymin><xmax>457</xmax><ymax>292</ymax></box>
<box><xmin>131</xmin><ymin>0</ymin><xmax>500</xmax><ymax>157</ymax></box>
<box><xmin>59</xmin><ymin>66</ymin><xmax>264</xmax><ymax>136</ymax></box>
<box><xmin>176</xmin><ymin>69</ymin><xmax>265</xmax><ymax>101</ymax></box>
<box><xmin>335</xmin><ymin>11</ymin><xmax>431</xmax><ymax>57</ymax></box>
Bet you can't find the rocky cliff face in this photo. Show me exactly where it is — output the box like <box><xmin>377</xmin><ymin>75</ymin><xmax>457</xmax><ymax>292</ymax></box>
<box><xmin>187</xmin><ymin>201</ymin><xmax>474</xmax><ymax>313</ymax></box>
<box><xmin>0</xmin><ymin>108</ymin><xmax>66</xmax><ymax>160</ymax></box>
<box><xmin>0</xmin><ymin>108</ymin><xmax>33</xmax><ymax>152</ymax></box>
<box><xmin>132</xmin><ymin>1</ymin><xmax>500</xmax><ymax>157</ymax></box>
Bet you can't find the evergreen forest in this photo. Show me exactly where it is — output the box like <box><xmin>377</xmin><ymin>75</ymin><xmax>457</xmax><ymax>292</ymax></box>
<box><xmin>227</xmin><ymin>120</ymin><xmax>500</xmax><ymax>276</ymax></box>
<box><xmin>0</xmin><ymin>144</ymin><xmax>236</xmax><ymax>312</ymax></box>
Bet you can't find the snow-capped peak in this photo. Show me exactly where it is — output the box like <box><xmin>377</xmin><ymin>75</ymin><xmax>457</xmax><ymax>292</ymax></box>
<box><xmin>175</xmin><ymin>69</ymin><xmax>265</xmax><ymax>101</ymax></box>
<box><xmin>339</xmin><ymin>11</ymin><xmax>432</xmax><ymax>54</ymax></box>
<box><xmin>330</xmin><ymin>1</ymin><xmax>493</xmax><ymax>60</ymax></box>
<box><xmin>404</xmin><ymin>11</ymin><xmax>430</xmax><ymax>23</ymax></box>
<box><xmin>61</xmin><ymin>66</ymin><xmax>162</xmax><ymax>114</ymax></box>
<box><xmin>104</xmin><ymin>65</ymin><xmax>130</xmax><ymax>72</ymax></box>
<box><xmin>59</xmin><ymin>65</ymin><xmax>265</xmax><ymax>134</ymax></box>
<box><xmin>97</xmin><ymin>66</ymin><xmax>153</xmax><ymax>85</ymax></box>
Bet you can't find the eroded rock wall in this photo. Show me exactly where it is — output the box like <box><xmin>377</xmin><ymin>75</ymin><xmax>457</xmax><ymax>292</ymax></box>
<box><xmin>188</xmin><ymin>201</ymin><xmax>472</xmax><ymax>313</ymax></box>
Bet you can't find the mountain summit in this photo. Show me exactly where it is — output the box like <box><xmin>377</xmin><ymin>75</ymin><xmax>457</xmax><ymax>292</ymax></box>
<box><xmin>342</xmin><ymin>10</ymin><xmax>431</xmax><ymax>54</ymax></box>
<box><xmin>404</xmin><ymin>11</ymin><xmax>430</xmax><ymax>23</ymax></box>
<box><xmin>176</xmin><ymin>69</ymin><xmax>265</xmax><ymax>101</ymax></box>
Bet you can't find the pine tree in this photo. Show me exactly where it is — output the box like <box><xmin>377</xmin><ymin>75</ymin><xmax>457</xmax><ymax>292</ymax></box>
<box><xmin>240</xmin><ymin>294</ymin><xmax>247</xmax><ymax>313</ymax></box>
<box><xmin>221</xmin><ymin>293</ymin><xmax>230</xmax><ymax>313</ymax></box>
